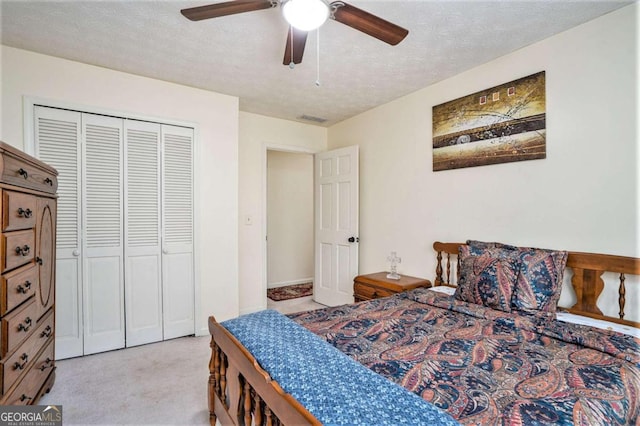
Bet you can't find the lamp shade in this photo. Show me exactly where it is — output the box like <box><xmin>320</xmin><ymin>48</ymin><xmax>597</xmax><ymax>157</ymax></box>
<box><xmin>282</xmin><ymin>0</ymin><xmax>329</xmax><ymax>31</ymax></box>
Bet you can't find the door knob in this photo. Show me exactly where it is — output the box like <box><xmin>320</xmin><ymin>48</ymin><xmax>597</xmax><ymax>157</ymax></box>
<box><xmin>162</xmin><ymin>248</ymin><xmax>169</xmax><ymax>254</ymax></box>
<box><xmin>348</xmin><ymin>236</ymin><xmax>359</xmax><ymax>243</ymax></box>
<box><xmin>72</xmin><ymin>249</ymin><xmax>80</xmax><ymax>256</ymax></box>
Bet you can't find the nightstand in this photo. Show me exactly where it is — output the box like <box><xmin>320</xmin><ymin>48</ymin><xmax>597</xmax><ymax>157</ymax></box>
<box><xmin>353</xmin><ymin>272</ymin><xmax>432</xmax><ymax>302</ymax></box>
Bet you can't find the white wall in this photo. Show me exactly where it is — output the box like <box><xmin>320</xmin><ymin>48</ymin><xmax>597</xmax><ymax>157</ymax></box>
<box><xmin>1</xmin><ymin>46</ymin><xmax>240</xmax><ymax>333</ymax></box>
<box><xmin>267</xmin><ymin>151</ymin><xmax>314</xmax><ymax>288</ymax></box>
<box><xmin>239</xmin><ymin>112</ymin><xmax>327</xmax><ymax>313</ymax></box>
<box><xmin>328</xmin><ymin>5</ymin><xmax>638</xmax><ymax>320</ymax></box>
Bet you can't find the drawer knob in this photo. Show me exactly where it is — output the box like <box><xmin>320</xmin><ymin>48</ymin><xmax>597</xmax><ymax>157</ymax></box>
<box><xmin>39</xmin><ymin>358</ymin><xmax>54</xmax><ymax>371</ymax></box>
<box><xmin>13</xmin><ymin>353</ymin><xmax>29</xmax><ymax>370</ymax></box>
<box><xmin>44</xmin><ymin>177</ymin><xmax>54</xmax><ymax>186</ymax></box>
<box><xmin>36</xmin><ymin>257</ymin><xmax>43</xmax><ymax>265</ymax></box>
<box><xmin>41</xmin><ymin>325</ymin><xmax>52</xmax><ymax>338</ymax></box>
<box><xmin>17</xmin><ymin>207</ymin><xmax>33</xmax><ymax>218</ymax></box>
<box><xmin>17</xmin><ymin>280</ymin><xmax>32</xmax><ymax>294</ymax></box>
<box><xmin>19</xmin><ymin>394</ymin><xmax>32</xmax><ymax>402</ymax></box>
<box><xmin>15</xmin><ymin>245</ymin><xmax>31</xmax><ymax>256</ymax></box>
<box><xmin>18</xmin><ymin>317</ymin><xmax>32</xmax><ymax>333</ymax></box>
<box><xmin>17</xmin><ymin>168</ymin><xmax>28</xmax><ymax>179</ymax></box>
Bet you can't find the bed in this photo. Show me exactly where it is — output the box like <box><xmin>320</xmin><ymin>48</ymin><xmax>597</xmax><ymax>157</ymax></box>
<box><xmin>208</xmin><ymin>241</ymin><xmax>640</xmax><ymax>425</ymax></box>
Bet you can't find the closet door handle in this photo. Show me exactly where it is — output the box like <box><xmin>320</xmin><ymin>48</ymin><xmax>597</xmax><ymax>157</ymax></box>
<box><xmin>162</xmin><ymin>248</ymin><xmax>169</xmax><ymax>255</ymax></box>
<box><xmin>36</xmin><ymin>257</ymin><xmax>43</xmax><ymax>265</ymax></box>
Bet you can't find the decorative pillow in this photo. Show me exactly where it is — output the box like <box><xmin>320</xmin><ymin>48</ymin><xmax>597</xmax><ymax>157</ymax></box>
<box><xmin>466</xmin><ymin>239</ymin><xmax>518</xmax><ymax>253</ymax></box>
<box><xmin>512</xmin><ymin>247</ymin><xmax>568</xmax><ymax>313</ymax></box>
<box><xmin>465</xmin><ymin>240</ymin><xmax>568</xmax><ymax>313</ymax></box>
<box><xmin>454</xmin><ymin>245</ymin><xmax>521</xmax><ymax>312</ymax></box>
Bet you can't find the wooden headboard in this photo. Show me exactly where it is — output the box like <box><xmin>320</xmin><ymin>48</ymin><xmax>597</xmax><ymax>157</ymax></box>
<box><xmin>433</xmin><ymin>241</ymin><xmax>640</xmax><ymax>328</ymax></box>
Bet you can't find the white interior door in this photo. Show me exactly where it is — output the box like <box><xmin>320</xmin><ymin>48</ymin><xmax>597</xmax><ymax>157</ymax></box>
<box><xmin>161</xmin><ymin>125</ymin><xmax>194</xmax><ymax>339</ymax></box>
<box><xmin>35</xmin><ymin>106</ymin><xmax>84</xmax><ymax>360</ymax></box>
<box><xmin>314</xmin><ymin>145</ymin><xmax>359</xmax><ymax>306</ymax></box>
<box><xmin>82</xmin><ymin>113</ymin><xmax>125</xmax><ymax>355</ymax></box>
<box><xmin>124</xmin><ymin>120</ymin><xmax>163</xmax><ymax>347</ymax></box>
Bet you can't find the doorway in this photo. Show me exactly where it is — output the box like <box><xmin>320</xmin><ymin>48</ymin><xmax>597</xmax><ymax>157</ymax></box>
<box><xmin>265</xmin><ymin>150</ymin><xmax>315</xmax><ymax>307</ymax></box>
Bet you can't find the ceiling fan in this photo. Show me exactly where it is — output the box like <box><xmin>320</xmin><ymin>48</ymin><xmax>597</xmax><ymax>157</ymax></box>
<box><xmin>181</xmin><ymin>0</ymin><xmax>409</xmax><ymax>66</ymax></box>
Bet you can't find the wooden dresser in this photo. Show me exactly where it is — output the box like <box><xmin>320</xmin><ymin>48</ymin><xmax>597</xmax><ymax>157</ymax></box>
<box><xmin>0</xmin><ymin>142</ymin><xmax>57</xmax><ymax>405</ymax></box>
<box><xmin>354</xmin><ymin>272</ymin><xmax>431</xmax><ymax>302</ymax></box>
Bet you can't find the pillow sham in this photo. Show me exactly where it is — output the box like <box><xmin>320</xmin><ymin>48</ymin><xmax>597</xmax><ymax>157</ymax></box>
<box><xmin>512</xmin><ymin>247</ymin><xmax>568</xmax><ymax>313</ymax></box>
<box><xmin>454</xmin><ymin>245</ymin><xmax>521</xmax><ymax>312</ymax></box>
<box><xmin>465</xmin><ymin>240</ymin><xmax>568</xmax><ymax>313</ymax></box>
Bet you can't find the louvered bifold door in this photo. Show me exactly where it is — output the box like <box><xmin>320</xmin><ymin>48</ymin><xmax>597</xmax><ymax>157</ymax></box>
<box><xmin>124</xmin><ymin>120</ymin><xmax>162</xmax><ymax>347</ymax></box>
<box><xmin>82</xmin><ymin>113</ymin><xmax>125</xmax><ymax>355</ymax></box>
<box><xmin>35</xmin><ymin>106</ymin><xmax>84</xmax><ymax>360</ymax></box>
<box><xmin>161</xmin><ymin>125</ymin><xmax>195</xmax><ymax>339</ymax></box>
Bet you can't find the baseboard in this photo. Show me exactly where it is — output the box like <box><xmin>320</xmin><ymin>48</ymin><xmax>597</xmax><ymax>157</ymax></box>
<box><xmin>240</xmin><ymin>303</ymin><xmax>267</xmax><ymax>315</ymax></box>
<box><xmin>267</xmin><ymin>278</ymin><xmax>313</xmax><ymax>289</ymax></box>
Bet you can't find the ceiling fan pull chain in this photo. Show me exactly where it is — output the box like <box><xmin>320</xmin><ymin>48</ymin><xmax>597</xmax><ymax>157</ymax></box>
<box><xmin>289</xmin><ymin>25</ymin><xmax>295</xmax><ymax>69</ymax></box>
<box><xmin>315</xmin><ymin>27</ymin><xmax>321</xmax><ymax>86</ymax></box>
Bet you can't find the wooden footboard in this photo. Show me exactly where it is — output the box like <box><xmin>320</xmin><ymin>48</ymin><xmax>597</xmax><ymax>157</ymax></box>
<box><xmin>208</xmin><ymin>316</ymin><xmax>320</xmax><ymax>426</ymax></box>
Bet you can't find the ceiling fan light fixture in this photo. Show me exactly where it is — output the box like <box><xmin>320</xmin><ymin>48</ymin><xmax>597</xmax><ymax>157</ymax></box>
<box><xmin>282</xmin><ymin>0</ymin><xmax>329</xmax><ymax>31</ymax></box>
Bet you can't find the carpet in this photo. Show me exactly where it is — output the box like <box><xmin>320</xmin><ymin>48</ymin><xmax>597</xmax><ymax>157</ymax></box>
<box><xmin>267</xmin><ymin>282</ymin><xmax>313</xmax><ymax>301</ymax></box>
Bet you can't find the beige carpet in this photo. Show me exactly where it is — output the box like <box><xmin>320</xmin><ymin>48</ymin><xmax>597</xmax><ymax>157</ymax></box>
<box><xmin>39</xmin><ymin>336</ymin><xmax>211</xmax><ymax>425</ymax></box>
<box><xmin>38</xmin><ymin>299</ymin><xmax>325</xmax><ymax>425</ymax></box>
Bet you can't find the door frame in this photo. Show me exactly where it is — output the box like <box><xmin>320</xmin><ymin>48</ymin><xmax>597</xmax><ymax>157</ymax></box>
<box><xmin>23</xmin><ymin>97</ymin><xmax>202</xmax><ymax>339</ymax></box>
<box><xmin>261</xmin><ymin>143</ymin><xmax>320</xmax><ymax>310</ymax></box>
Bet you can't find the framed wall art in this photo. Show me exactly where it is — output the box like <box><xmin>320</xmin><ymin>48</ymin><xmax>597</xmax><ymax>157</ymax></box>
<box><xmin>432</xmin><ymin>71</ymin><xmax>546</xmax><ymax>171</ymax></box>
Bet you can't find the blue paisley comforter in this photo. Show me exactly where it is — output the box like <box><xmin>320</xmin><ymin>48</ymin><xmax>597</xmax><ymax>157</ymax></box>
<box><xmin>289</xmin><ymin>288</ymin><xmax>640</xmax><ymax>426</ymax></box>
<box><xmin>222</xmin><ymin>309</ymin><xmax>459</xmax><ymax>425</ymax></box>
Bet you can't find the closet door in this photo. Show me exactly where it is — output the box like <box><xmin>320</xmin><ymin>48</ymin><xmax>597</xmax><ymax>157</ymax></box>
<box><xmin>82</xmin><ymin>113</ymin><xmax>125</xmax><ymax>355</ymax></box>
<box><xmin>34</xmin><ymin>106</ymin><xmax>83</xmax><ymax>359</ymax></box>
<box><xmin>124</xmin><ymin>120</ymin><xmax>163</xmax><ymax>347</ymax></box>
<box><xmin>161</xmin><ymin>125</ymin><xmax>194</xmax><ymax>339</ymax></box>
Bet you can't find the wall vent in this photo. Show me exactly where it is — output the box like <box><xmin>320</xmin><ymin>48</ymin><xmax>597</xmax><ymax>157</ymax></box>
<box><xmin>298</xmin><ymin>114</ymin><xmax>327</xmax><ymax>123</ymax></box>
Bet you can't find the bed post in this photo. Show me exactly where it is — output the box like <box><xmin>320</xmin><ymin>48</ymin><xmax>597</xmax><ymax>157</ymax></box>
<box><xmin>435</xmin><ymin>249</ymin><xmax>443</xmax><ymax>286</ymax></box>
<box><xmin>209</xmin><ymin>338</ymin><xmax>218</xmax><ymax>426</ymax></box>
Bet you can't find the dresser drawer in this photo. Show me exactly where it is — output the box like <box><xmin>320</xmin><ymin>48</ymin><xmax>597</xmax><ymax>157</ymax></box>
<box><xmin>0</xmin><ymin>310</ymin><xmax>53</xmax><ymax>395</ymax></box>
<box><xmin>2</xmin><ymin>191</ymin><xmax>36</xmax><ymax>232</ymax></box>
<box><xmin>0</xmin><ymin>153</ymin><xmax>57</xmax><ymax>195</ymax></box>
<box><xmin>1</xmin><ymin>340</ymin><xmax>54</xmax><ymax>405</ymax></box>
<box><xmin>2</xmin><ymin>298</ymin><xmax>38</xmax><ymax>358</ymax></box>
<box><xmin>2</xmin><ymin>264</ymin><xmax>37</xmax><ymax>315</ymax></box>
<box><xmin>2</xmin><ymin>230</ymin><xmax>35</xmax><ymax>273</ymax></box>
<box><xmin>354</xmin><ymin>282</ymin><xmax>395</xmax><ymax>300</ymax></box>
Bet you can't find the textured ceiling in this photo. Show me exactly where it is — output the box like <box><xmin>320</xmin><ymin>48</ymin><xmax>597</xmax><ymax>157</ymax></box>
<box><xmin>1</xmin><ymin>0</ymin><xmax>631</xmax><ymax>127</ymax></box>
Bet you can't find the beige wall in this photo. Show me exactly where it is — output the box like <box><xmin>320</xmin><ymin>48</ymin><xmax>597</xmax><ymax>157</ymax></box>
<box><xmin>266</xmin><ymin>151</ymin><xmax>314</xmax><ymax>288</ymax></box>
<box><xmin>239</xmin><ymin>112</ymin><xmax>327</xmax><ymax>313</ymax></box>
<box><xmin>1</xmin><ymin>46</ymin><xmax>240</xmax><ymax>333</ymax></box>
<box><xmin>328</xmin><ymin>5</ymin><xmax>638</xmax><ymax>320</ymax></box>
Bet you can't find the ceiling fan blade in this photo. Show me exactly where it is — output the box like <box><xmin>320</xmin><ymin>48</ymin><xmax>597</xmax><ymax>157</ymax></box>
<box><xmin>283</xmin><ymin>26</ymin><xmax>308</xmax><ymax>65</ymax></box>
<box><xmin>181</xmin><ymin>0</ymin><xmax>275</xmax><ymax>21</ymax></box>
<box><xmin>331</xmin><ymin>2</ymin><xmax>408</xmax><ymax>46</ymax></box>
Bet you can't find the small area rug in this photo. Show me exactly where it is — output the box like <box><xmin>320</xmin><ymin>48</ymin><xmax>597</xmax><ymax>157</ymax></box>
<box><xmin>267</xmin><ymin>283</ymin><xmax>313</xmax><ymax>301</ymax></box>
